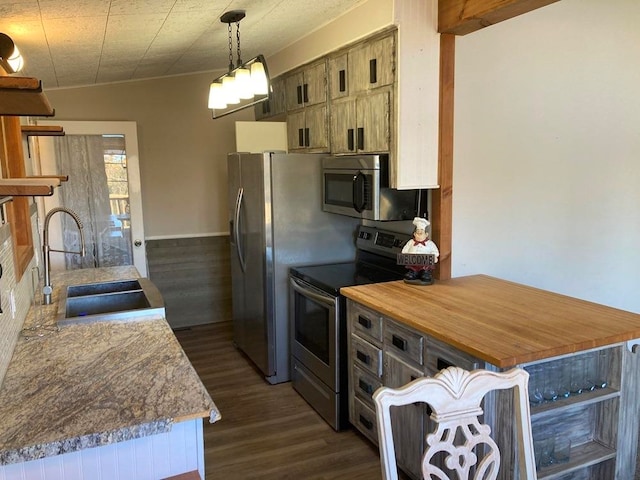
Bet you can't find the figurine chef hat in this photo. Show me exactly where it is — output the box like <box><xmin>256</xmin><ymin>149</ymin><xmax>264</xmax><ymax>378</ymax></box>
<box><xmin>413</xmin><ymin>217</ymin><xmax>430</xmax><ymax>231</ymax></box>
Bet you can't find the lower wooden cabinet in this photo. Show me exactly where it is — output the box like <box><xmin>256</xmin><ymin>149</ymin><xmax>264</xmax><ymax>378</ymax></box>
<box><xmin>346</xmin><ymin>299</ymin><xmax>640</xmax><ymax>480</ymax></box>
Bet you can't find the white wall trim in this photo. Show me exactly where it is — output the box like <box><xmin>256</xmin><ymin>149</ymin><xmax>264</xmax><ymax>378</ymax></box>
<box><xmin>145</xmin><ymin>232</ymin><xmax>229</xmax><ymax>241</ymax></box>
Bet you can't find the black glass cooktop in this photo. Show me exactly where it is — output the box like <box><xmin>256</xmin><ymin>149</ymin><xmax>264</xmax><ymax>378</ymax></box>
<box><xmin>290</xmin><ymin>259</ymin><xmax>405</xmax><ymax>296</ymax></box>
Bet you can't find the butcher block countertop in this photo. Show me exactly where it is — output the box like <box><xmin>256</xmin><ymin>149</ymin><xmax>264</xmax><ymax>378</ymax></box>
<box><xmin>0</xmin><ymin>266</ymin><xmax>220</xmax><ymax>465</ymax></box>
<box><xmin>341</xmin><ymin>274</ymin><xmax>640</xmax><ymax>368</ymax></box>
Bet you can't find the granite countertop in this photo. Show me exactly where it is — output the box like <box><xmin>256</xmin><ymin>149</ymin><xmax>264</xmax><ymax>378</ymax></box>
<box><xmin>341</xmin><ymin>274</ymin><xmax>640</xmax><ymax>367</ymax></box>
<box><xmin>0</xmin><ymin>266</ymin><xmax>220</xmax><ymax>465</ymax></box>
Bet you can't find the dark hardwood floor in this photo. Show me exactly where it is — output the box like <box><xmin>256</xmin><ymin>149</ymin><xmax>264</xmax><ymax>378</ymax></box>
<box><xmin>174</xmin><ymin>322</ymin><xmax>383</xmax><ymax>480</ymax></box>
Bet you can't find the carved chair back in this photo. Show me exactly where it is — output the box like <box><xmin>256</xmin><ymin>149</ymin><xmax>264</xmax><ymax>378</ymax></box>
<box><xmin>373</xmin><ymin>366</ymin><xmax>537</xmax><ymax>480</ymax></box>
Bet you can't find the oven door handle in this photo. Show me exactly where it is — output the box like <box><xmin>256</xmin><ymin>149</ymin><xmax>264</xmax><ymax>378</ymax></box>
<box><xmin>289</xmin><ymin>277</ymin><xmax>336</xmax><ymax>307</ymax></box>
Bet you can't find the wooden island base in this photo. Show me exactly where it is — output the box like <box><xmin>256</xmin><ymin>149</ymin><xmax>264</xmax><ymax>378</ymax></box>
<box><xmin>341</xmin><ymin>275</ymin><xmax>640</xmax><ymax>480</ymax></box>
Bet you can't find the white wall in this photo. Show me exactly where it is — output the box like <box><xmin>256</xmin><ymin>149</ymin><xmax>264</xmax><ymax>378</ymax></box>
<box><xmin>453</xmin><ymin>0</ymin><xmax>640</xmax><ymax>314</ymax></box>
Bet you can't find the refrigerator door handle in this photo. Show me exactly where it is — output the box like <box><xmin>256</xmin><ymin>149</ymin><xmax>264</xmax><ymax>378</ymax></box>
<box><xmin>234</xmin><ymin>187</ymin><xmax>247</xmax><ymax>273</ymax></box>
<box><xmin>289</xmin><ymin>277</ymin><xmax>336</xmax><ymax>307</ymax></box>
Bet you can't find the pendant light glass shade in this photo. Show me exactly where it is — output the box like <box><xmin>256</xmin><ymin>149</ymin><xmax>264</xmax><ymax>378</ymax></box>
<box><xmin>208</xmin><ymin>81</ymin><xmax>226</xmax><ymax>109</ymax></box>
<box><xmin>250</xmin><ymin>61</ymin><xmax>269</xmax><ymax>95</ymax></box>
<box><xmin>222</xmin><ymin>75</ymin><xmax>240</xmax><ymax>104</ymax></box>
<box><xmin>235</xmin><ymin>67</ymin><xmax>253</xmax><ymax>99</ymax></box>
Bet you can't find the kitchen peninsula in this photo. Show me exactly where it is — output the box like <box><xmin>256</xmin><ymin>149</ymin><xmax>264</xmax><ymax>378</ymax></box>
<box><xmin>343</xmin><ymin>274</ymin><xmax>640</xmax><ymax>479</ymax></box>
<box><xmin>0</xmin><ymin>266</ymin><xmax>219</xmax><ymax>480</ymax></box>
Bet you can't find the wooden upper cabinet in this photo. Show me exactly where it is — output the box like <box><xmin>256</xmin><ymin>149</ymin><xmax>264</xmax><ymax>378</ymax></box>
<box><xmin>255</xmin><ymin>75</ymin><xmax>286</xmax><ymax>120</ymax></box>
<box><xmin>331</xmin><ymin>88</ymin><xmax>391</xmax><ymax>154</ymax></box>
<box><xmin>328</xmin><ymin>53</ymin><xmax>349</xmax><ymax>100</ymax></box>
<box><xmin>287</xmin><ymin>104</ymin><xmax>328</xmax><ymax>152</ymax></box>
<box><xmin>285</xmin><ymin>60</ymin><xmax>327</xmax><ymax>111</ymax></box>
<box><xmin>348</xmin><ymin>34</ymin><xmax>395</xmax><ymax>94</ymax></box>
<box><xmin>329</xmin><ymin>33</ymin><xmax>395</xmax><ymax>100</ymax></box>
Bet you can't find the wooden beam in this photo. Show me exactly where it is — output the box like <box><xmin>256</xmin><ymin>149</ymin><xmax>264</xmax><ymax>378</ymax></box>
<box><xmin>433</xmin><ymin>33</ymin><xmax>455</xmax><ymax>281</ymax></box>
<box><xmin>439</xmin><ymin>0</ymin><xmax>561</xmax><ymax>35</ymax></box>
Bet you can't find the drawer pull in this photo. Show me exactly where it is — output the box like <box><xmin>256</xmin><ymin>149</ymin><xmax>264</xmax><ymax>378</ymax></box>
<box><xmin>392</xmin><ymin>334</ymin><xmax>408</xmax><ymax>351</ymax></box>
<box><xmin>359</xmin><ymin>414</ymin><xmax>373</xmax><ymax>430</ymax></box>
<box><xmin>356</xmin><ymin>350</ymin><xmax>371</xmax><ymax>365</ymax></box>
<box><xmin>369</xmin><ymin>58</ymin><xmax>377</xmax><ymax>84</ymax></box>
<box><xmin>358</xmin><ymin>316</ymin><xmax>372</xmax><ymax>329</ymax></box>
<box><xmin>339</xmin><ymin>69</ymin><xmax>346</xmax><ymax>92</ymax></box>
<box><xmin>358</xmin><ymin>379</ymin><xmax>374</xmax><ymax>395</ymax></box>
<box><xmin>296</xmin><ymin>85</ymin><xmax>303</xmax><ymax>104</ymax></box>
<box><xmin>347</xmin><ymin>129</ymin><xmax>354</xmax><ymax>151</ymax></box>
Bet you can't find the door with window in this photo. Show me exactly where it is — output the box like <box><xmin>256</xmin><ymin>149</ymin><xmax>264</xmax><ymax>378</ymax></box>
<box><xmin>35</xmin><ymin>121</ymin><xmax>147</xmax><ymax>276</ymax></box>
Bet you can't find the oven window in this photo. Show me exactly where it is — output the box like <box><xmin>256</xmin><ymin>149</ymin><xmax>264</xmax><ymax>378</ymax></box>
<box><xmin>295</xmin><ymin>293</ymin><xmax>330</xmax><ymax>365</ymax></box>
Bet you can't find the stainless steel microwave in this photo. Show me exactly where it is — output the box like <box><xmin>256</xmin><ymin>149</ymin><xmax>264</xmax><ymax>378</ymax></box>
<box><xmin>321</xmin><ymin>155</ymin><xmax>426</xmax><ymax>221</ymax></box>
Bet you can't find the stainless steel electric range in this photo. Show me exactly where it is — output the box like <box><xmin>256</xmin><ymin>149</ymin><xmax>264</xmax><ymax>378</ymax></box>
<box><xmin>288</xmin><ymin>224</ymin><xmax>413</xmax><ymax>430</ymax></box>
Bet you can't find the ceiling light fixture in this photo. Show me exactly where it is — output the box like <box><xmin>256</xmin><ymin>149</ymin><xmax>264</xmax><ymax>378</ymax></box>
<box><xmin>0</xmin><ymin>33</ymin><xmax>24</xmax><ymax>74</ymax></box>
<box><xmin>208</xmin><ymin>10</ymin><xmax>271</xmax><ymax>119</ymax></box>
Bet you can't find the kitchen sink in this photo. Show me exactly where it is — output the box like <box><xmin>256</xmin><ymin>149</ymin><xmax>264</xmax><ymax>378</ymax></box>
<box><xmin>57</xmin><ymin>278</ymin><xmax>165</xmax><ymax>326</ymax></box>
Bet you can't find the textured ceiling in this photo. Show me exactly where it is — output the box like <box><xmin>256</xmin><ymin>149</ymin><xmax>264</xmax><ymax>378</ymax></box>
<box><xmin>0</xmin><ymin>0</ymin><xmax>364</xmax><ymax>89</ymax></box>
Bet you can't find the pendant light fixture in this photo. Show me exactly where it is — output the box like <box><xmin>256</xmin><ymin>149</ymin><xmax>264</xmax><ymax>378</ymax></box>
<box><xmin>208</xmin><ymin>10</ymin><xmax>271</xmax><ymax>119</ymax></box>
<box><xmin>0</xmin><ymin>33</ymin><xmax>24</xmax><ymax>73</ymax></box>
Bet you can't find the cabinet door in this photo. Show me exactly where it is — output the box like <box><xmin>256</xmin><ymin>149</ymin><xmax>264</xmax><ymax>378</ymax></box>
<box><xmin>356</xmin><ymin>89</ymin><xmax>390</xmax><ymax>153</ymax></box>
<box><xmin>330</xmin><ymin>97</ymin><xmax>356</xmax><ymax>154</ymax></box>
<box><xmin>270</xmin><ymin>76</ymin><xmax>286</xmax><ymax>116</ymax></box>
<box><xmin>255</xmin><ymin>76</ymin><xmax>285</xmax><ymax>120</ymax></box>
<box><xmin>305</xmin><ymin>103</ymin><xmax>328</xmax><ymax>150</ymax></box>
<box><xmin>304</xmin><ymin>61</ymin><xmax>327</xmax><ymax>106</ymax></box>
<box><xmin>285</xmin><ymin>71</ymin><xmax>305</xmax><ymax>111</ymax></box>
<box><xmin>287</xmin><ymin>110</ymin><xmax>305</xmax><ymax>150</ymax></box>
<box><xmin>349</xmin><ymin>33</ymin><xmax>395</xmax><ymax>94</ymax></box>
<box><xmin>328</xmin><ymin>53</ymin><xmax>349</xmax><ymax>100</ymax></box>
<box><xmin>384</xmin><ymin>351</ymin><xmax>425</xmax><ymax>480</ymax></box>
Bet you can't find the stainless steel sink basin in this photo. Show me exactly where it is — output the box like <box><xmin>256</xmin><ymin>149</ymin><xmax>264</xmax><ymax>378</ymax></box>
<box><xmin>57</xmin><ymin>278</ymin><xmax>165</xmax><ymax>326</ymax></box>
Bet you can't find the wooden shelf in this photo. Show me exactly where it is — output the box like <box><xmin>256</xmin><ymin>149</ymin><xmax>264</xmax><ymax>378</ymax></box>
<box><xmin>0</xmin><ymin>76</ymin><xmax>55</xmax><ymax>116</ymax></box>
<box><xmin>0</xmin><ymin>177</ymin><xmax>61</xmax><ymax>196</ymax></box>
<box><xmin>537</xmin><ymin>441</ymin><xmax>616</xmax><ymax>480</ymax></box>
<box><xmin>530</xmin><ymin>387</ymin><xmax>620</xmax><ymax>419</ymax></box>
<box><xmin>21</xmin><ymin>125</ymin><xmax>64</xmax><ymax>136</ymax></box>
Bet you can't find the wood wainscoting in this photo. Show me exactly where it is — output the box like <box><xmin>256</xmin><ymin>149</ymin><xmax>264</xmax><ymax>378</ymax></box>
<box><xmin>147</xmin><ymin>236</ymin><xmax>232</xmax><ymax>329</ymax></box>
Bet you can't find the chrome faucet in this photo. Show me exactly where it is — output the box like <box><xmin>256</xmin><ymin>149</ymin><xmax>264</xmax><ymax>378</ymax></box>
<box><xmin>42</xmin><ymin>207</ymin><xmax>86</xmax><ymax>305</ymax></box>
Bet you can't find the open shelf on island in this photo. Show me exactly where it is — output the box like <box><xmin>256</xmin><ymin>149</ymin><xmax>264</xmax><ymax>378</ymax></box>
<box><xmin>530</xmin><ymin>387</ymin><xmax>620</xmax><ymax>419</ymax></box>
<box><xmin>537</xmin><ymin>441</ymin><xmax>616</xmax><ymax>480</ymax></box>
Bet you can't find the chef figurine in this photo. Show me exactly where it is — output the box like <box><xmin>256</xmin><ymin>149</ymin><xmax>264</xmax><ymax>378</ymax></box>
<box><xmin>402</xmin><ymin>217</ymin><xmax>439</xmax><ymax>285</ymax></box>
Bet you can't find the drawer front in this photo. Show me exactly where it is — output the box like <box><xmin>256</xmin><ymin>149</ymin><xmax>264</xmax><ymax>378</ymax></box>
<box><xmin>350</xmin><ymin>302</ymin><xmax>383</xmax><ymax>343</ymax></box>
<box><xmin>353</xmin><ymin>365</ymin><xmax>383</xmax><ymax>407</ymax></box>
<box><xmin>352</xmin><ymin>397</ymin><xmax>378</xmax><ymax>445</ymax></box>
<box><xmin>385</xmin><ymin>321</ymin><xmax>423</xmax><ymax>366</ymax></box>
<box><xmin>351</xmin><ymin>334</ymin><xmax>382</xmax><ymax>377</ymax></box>
<box><xmin>425</xmin><ymin>336</ymin><xmax>482</xmax><ymax>373</ymax></box>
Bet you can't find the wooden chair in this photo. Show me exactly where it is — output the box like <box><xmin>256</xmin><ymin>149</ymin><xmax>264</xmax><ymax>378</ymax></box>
<box><xmin>373</xmin><ymin>366</ymin><xmax>537</xmax><ymax>480</ymax></box>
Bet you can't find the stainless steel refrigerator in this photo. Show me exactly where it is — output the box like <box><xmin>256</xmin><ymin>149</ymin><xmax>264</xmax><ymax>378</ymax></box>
<box><xmin>228</xmin><ymin>152</ymin><xmax>359</xmax><ymax>384</ymax></box>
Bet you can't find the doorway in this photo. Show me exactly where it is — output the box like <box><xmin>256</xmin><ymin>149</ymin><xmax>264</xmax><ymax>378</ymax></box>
<box><xmin>35</xmin><ymin>121</ymin><xmax>148</xmax><ymax>277</ymax></box>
